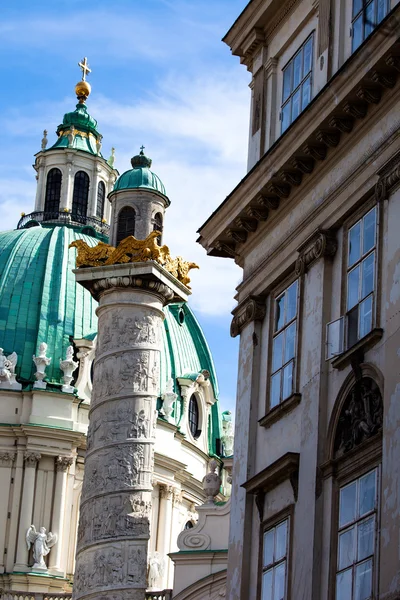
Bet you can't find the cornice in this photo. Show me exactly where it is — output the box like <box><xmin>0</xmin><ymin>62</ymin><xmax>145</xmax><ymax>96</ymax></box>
<box><xmin>198</xmin><ymin>16</ymin><xmax>400</xmax><ymax>259</ymax></box>
<box><xmin>230</xmin><ymin>295</ymin><xmax>266</xmax><ymax>338</ymax></box>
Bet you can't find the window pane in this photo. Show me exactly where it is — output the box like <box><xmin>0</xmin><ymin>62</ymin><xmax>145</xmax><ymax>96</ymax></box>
<box><xmin>347</xmin><ymin>265</ymin><xmax>360</xmax><ymax>310</ymax></box>
<box><xmin>275</xmin><ymin>294</ymin><xmax>285</xmax><ymax>331</ymax></box>
<box><xmin>355</xmin><ymin>559</ymin><xmax>372</xmax><ymax>600</ymax></box>
<box><xmin>365</xmin><ymin>1</ymin><xmax>376</xmax><ymax>37</ymax></box>
<box><xmin>292</xmin><ymin>89</ymin><xmax>301</xmax><ymax>121</ymax></box>
<box><xmin>282</xmin><ymin>362</ymin><xmax>293</xmax><ymax>400</ymax></box>
<box><xmin>361</xmin><ymin>253</ymin><xmax>375</xmax><ymax>299</ymax></box>
<box><xmin>293</xmin><ymin>52</ymin><xmax>302</xmax><ymax>89</ymax></box>
<box><xmin>302</xmin><ymin>77</ymin><xmax>311</xmax><ymax>109</ymax></box>
<box><xmin>340</xmin><ymin>482</ymin><xmax>357</xmax><ymax>527</ymax></box>
<box><xmin>359</xmin><ymin>470</ymin><xmax>376</xmax><ymax>516</ymax></box>
<box><xmin>303</xmin><ymin>37</ymin><xmax>313</xmax><ymax>74</ymax></box>
<box><xmin>284</xmin><ymin>323</ymin><xmax>296</xmax><ymax>363</ymax></box>
<box><xmin>270</xmin><ymin>372</ymin><xmax>281</xmax><ymax>408</ymax></box>
<box><xmin>264</xmin><ymin>530</ymin><xmax>275</xmax><ymax>567</ymax></box>
<box><xmin>359</xmin><ymin>295</ymin><xmax>373</xmax><ymax>339</ymax></box>
<box><xmin>336</xmin><ymin>568</ymin><xmax>352</xmax><ymax>600</ymax></box>
<box><xmin>282</xmin><ymin>101</ymin><xmax>291</xmax><ymax>133</ymax></box>
<box><xmin>262</xmin><ymin>568</ymin><xmax>273</xmax><ymax>600</ymax></box>
<box><xmin>363</xmin><ymin>208</ymin><xmax>376</xmax><ymax>254</ymax></box>
<box><xmin>286</xmin><ymin>281</ymin><xmax>298</xmax><ymax>322</ymax></box>
<box><xmin>377</xmin><ymin>0</ymin><xmax>387</xmax><ymax>22</ymax></box>
<box><xmin>347</xmin><ymin>305</ymin><xmax>359</xmax><ymax>348</ymax></box>
<box><xmin>274</xmin><ymin>562</ymin><xmax>286</xmax><ymax>600</ymax></box>
<box><xmin>357</xmin><ymin>516</ymin><xmax>375</xmax><ymax>561</ymax></box>
<box><xmin>339</xmin><ymin>527</ymin><xmax>355</xmax><ymax>570</ymax></box>
<box><xmin>272</xmin><ymin>332</ymin><xmax>284</xmax><ymax>372</ymax></box>
<box><xmin>349</xmin><ymin>221</ymin><xmax>361</xmax><ymax>266</ymax></box>
<box><xmin>275</xmin><ymin>521</ymin><xmax>288</xmax><ymax>561</ymax></box>
<box><xmin>352</xmin><ymin>15</ymin><xmax>363</xmax><ymax>52</ymax></box>
<box><xmin>283</xmin><ymin>64</ymin><xmax>293</xmax><ymax>103</ymax></box>
<box><xmin>353</xmin><ymin>0</ymin><xmax>362</xmax><ymax>16</ymax></box>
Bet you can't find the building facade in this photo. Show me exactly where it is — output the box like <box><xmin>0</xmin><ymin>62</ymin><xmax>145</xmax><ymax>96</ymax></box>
<box><xmin>0</xmin><ymin>72</ymin><xmax>231</xmax><ymax>599</ymax></box>
<box><xmin>198</xmin><ymin>1</ymin><xmax>400</xmax><ymax>599</ymax></box>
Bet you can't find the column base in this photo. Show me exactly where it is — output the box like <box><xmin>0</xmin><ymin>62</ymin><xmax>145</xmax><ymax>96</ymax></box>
<box><xmin>13</xmin><ymin>563</ymin><xmax>30</xmax><ymax>573</ymax></box>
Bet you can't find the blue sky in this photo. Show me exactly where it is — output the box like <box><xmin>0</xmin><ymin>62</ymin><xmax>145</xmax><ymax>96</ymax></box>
<box><xmin>0</xmin><ymin>0</ymin><xmax>250</xmax><ymax>413</ymax></box>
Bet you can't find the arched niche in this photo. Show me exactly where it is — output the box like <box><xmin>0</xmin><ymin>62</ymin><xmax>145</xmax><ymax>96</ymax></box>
<box><xmin>72</xmin><ymin>171</ymin><xmax>90</xmax><ymax>223</ymax></box>
<box><xmin>44</xmin><ymin>168</ymin><xmax>62</xmax><ymax>216</ymax></box>
<box><xmin>116</xmin><ymin>206</ymin><xmax>136</xmax><ymax>245</ymax></box>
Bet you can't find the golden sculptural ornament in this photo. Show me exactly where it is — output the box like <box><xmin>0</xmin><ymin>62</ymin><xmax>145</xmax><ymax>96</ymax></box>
<box><xmin>69</xmin><ymin>231</ymin><xmax>199</xmax><ymax>288</ymax></box>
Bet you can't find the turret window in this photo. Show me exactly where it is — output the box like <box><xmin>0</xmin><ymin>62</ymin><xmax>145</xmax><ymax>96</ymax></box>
<box><xmin>153</xmin><ymin>212</ymin><xmax>163</xmax><ymax>244</ymax></box>
<box><xmin>188</xmin><ymin>395</ymin><xmax>201</xmax><ymax>439</ymax></box>
<box><xmin>96</xmin><ymin>181</ymin><xmax>106</xmax><ymax>219</ymax></box>
<box><xmin>72</xmin><ymin>171</ymin><xmax>90</xmax><ymax>223</ymax></box>
<box><xmin>116</xmin><ymin>206</ymin><xmax>136</xmax><ymax>244</ymax></box>
<box><xmin>44</xmin><ymin>168</ymin><xmax>62</xmax><ymax>216</ymax></box>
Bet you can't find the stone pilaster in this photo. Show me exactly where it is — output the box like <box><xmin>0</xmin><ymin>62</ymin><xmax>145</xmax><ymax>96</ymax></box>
<box><xmin>49</xmin><ymin>455</ymin><xmax>74</xmax><ymax>573</ymax></box>
<box><xmin>14</xmin><ymin>452</ymin><xmax>41</xmax><ymax>571</ymax></box>
<box><xmin>73</xmin><ymin>262</ymin><xmax>188</xmax><ymax>600</ymax></box>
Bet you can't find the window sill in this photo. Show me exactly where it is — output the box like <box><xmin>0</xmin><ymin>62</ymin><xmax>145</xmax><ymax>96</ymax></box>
<box><xmin>259</xmin><ymin>393</ymin><xmax>301</xmax><ymax>429</ymax></box>
<box><xmin>331</xmin><ymin>328</ymin><xmax>383</xmax><ymax>370</ymax></box>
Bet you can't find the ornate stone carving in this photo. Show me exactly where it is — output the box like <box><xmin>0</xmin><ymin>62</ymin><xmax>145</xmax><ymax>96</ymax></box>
<box><xmin>26</xmin><ymin>525</ymin><xmax>58</xmax><ymax>570</ymax></box>
<box><xmin>0</xmin><ymin>451</ymin><xmax>16</xmax><ymax>467</ymax></box>
<box><xmin>33</xmin><ymin>342</ymin><xmax>51</xmax><ymax>389</ymax></box>
<box><xmin>202</xmin><ymin>460</ymin><xmax>221</xmax><ymax>504</ymax></box>
<box><xmin>230</xmin><ymin>295</ymin><xmax>266</xmax><ymax>338</ymax></box>
<box><xmin>24</xmin><ymin>452</ymin><xmax>41</xmax><ymax>467</ymax></box>
<box><xmin>55</xmin><ymin>455</ymin><xmax>74</xmax><ymax>472</ymax></box>
<box><xmin>375</xmin><ymin>152</ymin><xmax>400</xmax><ymax>202</ymax></box>
<box><xmin>0</xmin><ymin>348</ymin><xmax>21</xmax><ymax>390</ymax></box>
<box><xmin>91</xmin><ymin>275</ymin><xmax>175</xmax><ymax>303</ymax></box>
<box><xmin>334</xmin><ymin>377</ymin><xmax>383</xmax><ymax>458</ymax></box>
<box><xmin>60</xmin><ymin>345</ymin><xmax>79</xmax><ymax>393</ymax></box>
<box><xmin>160</xmin><ymin>484</ymin><xmax>174</xmax><ymax>500</ymax></box>
<box><xmin>70</xmin><ymin>231</ymin><xmax>199</xmax><ymax>288</ymax></box>
<box><xmin>181</xmin><ymin>532</ymin><xmax>211</xmax><ymax>550</ymax></box>
<box><xmin>96</xmin><ymin>134</ymin><xmax>103</xmax><ymax>155</ymax></box>
<box><xmin>221</xmin><ymin>411</ymin><xmax>234</xmax><ymax>457</ymax></box>
<box><xmin>295</xmin><ymin>229</ymin><xmax>337</xmax><ymax>276</ymax></box>
<box><xmin>148</xmin><ymin>551</ymin><xmax>165</xmax><ymax>590</ymax></box>
<box><xmin>161</xmin><ymin>378</ymin><xmax>177</xmax><ymax>419</ymax></box>
<box><xmin>41</xmin><ymin>129</ymin><xmax>48</xmax><ymax>150</ymax></box>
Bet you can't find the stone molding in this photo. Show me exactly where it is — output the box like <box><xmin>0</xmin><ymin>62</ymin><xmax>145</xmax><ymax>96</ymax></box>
<box><xmin>90</xmin><ymin>276</ymin><xmax>175</xmax><ymax>303</ymax></box>
<box><xmin>24</xmin><ymin>452</ymin><xmax>41</xmax><ymax>467</ymax></box>
<box><xmin>295</xmin><ymin>229</ymin><xmax>337</xmax><ymax>275</ymax></box>
<box><xmin>375</xmin><ymin>151</ymin><xmax>400</xmax><ymax>201</ymax></box>
<box><xmin>230</xmin><ymin>295</ymin><xmax>266</xmax><ymax>338</ymax></box>
<box><xmin>55</xmin><ymin>455</ymin><xmax>74</xmax><ymax>472</ymax></box>
<box><xmin>0</xmin><ymin>450</ymin><xmax>16</xmax><ymax>467</ymax></box>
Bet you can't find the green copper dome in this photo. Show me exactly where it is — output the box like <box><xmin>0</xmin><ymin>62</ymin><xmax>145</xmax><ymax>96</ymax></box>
<box><xmin>114</xmin><ymin>150</ymin><xmax>167</xmax><ymax>197</ymax></box>
<box><xmin>48</xmin><ymin>103</ymin><xmax>101</xmax><ymax>155</ymax></box>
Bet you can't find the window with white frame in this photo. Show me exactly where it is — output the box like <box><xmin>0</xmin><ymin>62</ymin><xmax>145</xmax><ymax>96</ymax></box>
<box><xmin>352</xmin><ymin>0</ymin><xmax>389</xmax><ymax>52</ymax></box>
<box><xmin>336</xmin><ymin>468</ymin><xmax>379</xmax><ymax>600</ymax></box>
<box><xmin>270</xmin><ymin>280</ymin><xmax>298</xmax><ymax>409</ymax></box>
<box><xmin>281</xmin><ymin>35</ymin><xmax>314</xmax><ymax>133</ymax></box>
<box><xmin>261</xmin><ymin>518</ymin><xmax>289</xmax><ymax>600</ymax></box>
<box><xmin>346</xmin><ymin>207</ymin><xmax>377</xmax><ymax>348</ymax></box>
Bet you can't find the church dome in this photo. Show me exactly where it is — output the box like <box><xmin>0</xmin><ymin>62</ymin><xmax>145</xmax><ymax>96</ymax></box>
<box><xmin>114</xmin><ymin>149</ymin><xmax>167</xmax><ymax>197</ymax></box>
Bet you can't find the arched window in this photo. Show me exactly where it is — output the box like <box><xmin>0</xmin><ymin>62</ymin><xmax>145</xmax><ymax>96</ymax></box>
<box><xmin>188</xmin><ymin>395</ymin><xmax>201</xmax><ymax>439</ymax></box>
<box><xmin>44</xmin><ymin>168</ymin><xmax>62</xmax><ymax>217</ymax></box>
<box><xmin>72</xmin><ymin>171</ymin><xmax>90</xmax><ymax>224</ymax></box>
<box><xmin>153</xmin><ymin>212</ymin><xmax>163</xmax><ymax>244</ymax></box>
<box><xmin>96</xmin><ymin>181</ymin><xmax>106</xmax><ymax>219</ymax></box>
<box><xmin>331</xmin><ymin>376</ymin><xmax>383</xmax><ymax>600</ymax></box>
<box><xmin>116</xmin><ymin>207</ymin><xmax>136</xmax><ymax>245</ymax></box>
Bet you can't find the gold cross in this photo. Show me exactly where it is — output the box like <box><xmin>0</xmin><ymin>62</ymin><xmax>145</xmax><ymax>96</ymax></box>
<box><xmin>78</xmin><ymin>57</ymin><xmax>91</xmax><ymax>81</ymax></box>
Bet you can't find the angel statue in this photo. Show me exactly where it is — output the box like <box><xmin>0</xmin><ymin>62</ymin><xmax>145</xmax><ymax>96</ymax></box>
<box><xmin>26</xmin><ymin>525</ymin><xmax>58</xmax><ymax>570</ymax></box>
<box><xmin>0</xmin><ymin>348</ymin><xmax>19</xmax><ymax>389</ymax></box>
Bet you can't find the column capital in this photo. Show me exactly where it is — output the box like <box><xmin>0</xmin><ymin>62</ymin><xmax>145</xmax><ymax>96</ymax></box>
<box><xmin>230</xmin><ymin>295</ymin><xmax>266</xmax><ymax>338</ymax></box>
<box><xmin>0</xmin><ymin>451</ymin><xmax>16</xmax><ymax>467</ymax></box>
<box><xmin>159</xmin><ymin>484</ymin><xmax>174</xmax><ymax>500</ymax></box>
<box><xmin>375</xmin><ymin>151</ymin><xmax>400</xmax><ymax>202</ymax></box>
<box><xmin>55</xmin><ymin>455</ymin><xmax>74</xmax><ymax>472</ymax></box>
<box><xmin>24</xmin><ymin>452</ymin><xmax>41</xmax><ymax>467</ymax></box>
<box><xmin>295</xmin><ymin>229</ymin><xmax>337</xmax><ymax>275</ymax></box>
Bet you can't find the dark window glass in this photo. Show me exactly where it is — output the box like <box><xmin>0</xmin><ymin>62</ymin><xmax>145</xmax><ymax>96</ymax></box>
<box><xmin>153</xmin><ymin>212</ymin><xmax>163</xmax><ymax>244</ymax></box>
<box><xmin>352</xmin><ymin>0</ymin><xmax>389</xmax><ymax>52</ymax></box>
<box><xmin>44</xmin><ymin>168</ymin><xmax>62</xmax><ymax>216</ymax></box>
<box><xmin>184</xmin><ymin>521</ymin><xmax>194</xmax><ymax>530</ymax></box>
<box><xmin>188</xmin><ymin>395</ymin><xmax>200</xmax><ymax>439</ymax></box>
<box><xmin>96</xmin><ymin>181</ymin><xmax>106</xmax><ymax>219</ymax></box>
<box><xmin>116</xmin><ymin>206</ymin><xmax>136</xmax><ymax>245</ymax></box>
<box><xmin>281</xmin><ymin>35</ymin><xmax>314</xmax><ymax>133</ymax></box>
<box><xmin>72</xmin><ymin>171</ymin><xmax>90</xmax><ymax>223</ymax></box>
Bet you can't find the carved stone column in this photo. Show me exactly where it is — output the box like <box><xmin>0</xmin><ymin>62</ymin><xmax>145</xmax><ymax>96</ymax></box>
<box><xmin>0</xmin><ymin>452</ymin><xmax>15</xmax><ymax>573</ymax></box>
<box><xmin>14</xmin><ymin>452</ymin><xmax>41</xmax><ymax>571</ymax></box>
<box><xmin>73</xmin><ymin>262</ymin><xmax>188</xmax><ymax>600</ymax></box>
<box><xmin>48</xmin><ymin>455</ymin><xmax>74</xmax><ymax>573</ymax></box>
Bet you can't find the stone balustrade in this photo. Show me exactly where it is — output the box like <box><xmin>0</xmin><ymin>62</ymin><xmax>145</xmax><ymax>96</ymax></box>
<box><xmin>0</xmin><ymin>594</ymin><xmax>72</xmax><ymax>600</ymax></box>
<box><xmin>145</xmin><ymin>591</ymin><xmax>173</xmax><ymax>600</ymax></box>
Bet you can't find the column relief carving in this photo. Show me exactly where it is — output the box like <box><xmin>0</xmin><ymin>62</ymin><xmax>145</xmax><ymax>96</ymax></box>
<box><xmin>55</xmin><ymin>455</ymin><xmax>74</xmax><ymax>472</ymax></box>
<box><xmin>0</xmin><ymin>451</ymin><xmax>16</xmax><ymax>467</ymax></box>
<box><xmin>24</xmin><ymin>452</ymin><xmax>41</xmax><ymax>467</ymax></box>
<box><xmin>230</xmin><ymin>295</ymin><xmax>266</xmax><ymax>338</ymax></box>
<box><xmin>159</xmin><ymin>485</ymin><xmax>174</xmax><ymax>501</ymax></box>
<box><xmin>295</xmin><ymin>229</ymin><xmax>337</xmax><ymax>276</ymax></box>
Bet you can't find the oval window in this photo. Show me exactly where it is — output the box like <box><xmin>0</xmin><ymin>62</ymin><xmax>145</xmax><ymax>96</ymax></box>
<box><xmin>188</xmin><ymin>395</ymin><xmax>201</xmax><ymax>439</ymax></box>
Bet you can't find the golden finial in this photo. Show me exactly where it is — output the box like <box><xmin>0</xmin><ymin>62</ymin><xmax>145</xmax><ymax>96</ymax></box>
<box><xmin>75</xmin><ymin>57</ymin><xmax>92</xmax><ymax>104</ymax></box>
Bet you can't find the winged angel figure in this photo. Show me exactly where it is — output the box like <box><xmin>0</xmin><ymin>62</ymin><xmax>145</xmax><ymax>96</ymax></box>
<box><xmin>0</xmin><ymin>349</ymin><xmax>17</xmax><ymax>383</ymax></box>
<box><xmin>26</xmin><ymin>525</ymin><xmax>58</xmax><ymax>569</ymax></box>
